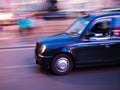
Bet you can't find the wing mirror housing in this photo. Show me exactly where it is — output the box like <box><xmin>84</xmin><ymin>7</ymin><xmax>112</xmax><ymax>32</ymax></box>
<box><xmin>85</xmin><ymin>32</ymin><xmax>95</xmax><ymax>38</ymax></box>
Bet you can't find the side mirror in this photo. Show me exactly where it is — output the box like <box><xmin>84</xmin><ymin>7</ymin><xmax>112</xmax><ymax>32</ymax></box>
<box><xmin>85</xmin><ymin>32</ymin><xmax>95</xmax><ymax>38</ymax></box>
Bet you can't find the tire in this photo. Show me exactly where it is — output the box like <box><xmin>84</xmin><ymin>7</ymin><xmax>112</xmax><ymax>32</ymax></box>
<box><xmin>51</xmin><ymin>54</ymin><xmax>73</xmax><ymax>75</ymax></box>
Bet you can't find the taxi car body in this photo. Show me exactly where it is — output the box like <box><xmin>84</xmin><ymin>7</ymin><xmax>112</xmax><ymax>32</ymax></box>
<box><xmin>35</xmin><ymin>12</ymin><xmax>120</xmax><ymax>75</ymax></box>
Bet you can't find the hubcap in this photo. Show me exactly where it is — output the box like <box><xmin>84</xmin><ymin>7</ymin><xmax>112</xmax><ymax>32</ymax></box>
<box><xmin>55</xmin><ymin>57</ymin><xmax>69</xmax><ymax>72</ymax></box>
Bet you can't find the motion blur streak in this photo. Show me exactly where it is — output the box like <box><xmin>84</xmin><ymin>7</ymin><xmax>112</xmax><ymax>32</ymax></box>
<box><xmin>0</xmin><ymin>64</ymin><xmax>36</xmax><ymax>70</ymax></box>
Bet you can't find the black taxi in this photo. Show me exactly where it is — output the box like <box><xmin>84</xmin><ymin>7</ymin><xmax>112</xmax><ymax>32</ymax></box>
<box><xmin>35</xmin><ymin>12</ymin><xmax>120</xmax><ymax>75</ymax></box>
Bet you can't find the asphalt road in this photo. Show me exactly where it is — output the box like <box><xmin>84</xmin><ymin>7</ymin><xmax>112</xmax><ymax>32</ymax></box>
<box><xmin>0</xmin><ymin>48</ymin><xmax>120</xmax><ymax>90</ymax></box>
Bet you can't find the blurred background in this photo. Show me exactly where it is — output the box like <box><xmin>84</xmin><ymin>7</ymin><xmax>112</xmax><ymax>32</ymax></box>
<box><xmin>0</xmin><ymin>0</ymin><xmax>120</xmax><ymax>47</ymax></box>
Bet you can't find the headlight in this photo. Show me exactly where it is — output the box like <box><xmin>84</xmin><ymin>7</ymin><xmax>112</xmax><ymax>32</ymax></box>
<box><xmin>39</xmin><ymin>45</ymin><xmax>46</xmax><ymax>54</ymax></box>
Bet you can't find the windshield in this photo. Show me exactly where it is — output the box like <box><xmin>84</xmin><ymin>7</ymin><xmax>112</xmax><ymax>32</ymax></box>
<box><xmin>65</xmin><ymin>18</ymin><xmax>90</xmax><ymax>35</ymax></box>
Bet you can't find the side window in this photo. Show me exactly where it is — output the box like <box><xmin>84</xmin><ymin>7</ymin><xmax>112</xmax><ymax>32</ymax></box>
<box><xmin>111</xmin><ymin>18</ymin><xmax>120</xmax><ymax>36</ymax></box>
<box><xmin>81</xmin><ymin>15</ymin><xmax>120</xmax><ymax>42</ymax></box>
<box><xmin>90</xmin><ymin>19</ymin><xmax>111</xmax><ymax>37</ymax></box>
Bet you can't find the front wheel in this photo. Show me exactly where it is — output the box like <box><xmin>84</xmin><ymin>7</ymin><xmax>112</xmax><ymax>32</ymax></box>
<box><xmin>51</xmin><ymin>54</ymin><xmax>73</xmax><ymax>75</ymax></box>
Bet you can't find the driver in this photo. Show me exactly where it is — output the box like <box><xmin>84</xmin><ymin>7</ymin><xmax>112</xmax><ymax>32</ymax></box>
<box><xmin>91</xmin><ymin>22</ymin><xmax>110</xmax><ymax>36</ymax></box>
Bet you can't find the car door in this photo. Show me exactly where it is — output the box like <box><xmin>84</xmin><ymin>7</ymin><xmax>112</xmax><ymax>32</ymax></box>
<box><xmin>76</xmin><ymin>16</ymin><xmax>113</xmax><ymax>65</ymax></box>
<box><xmin>108</xmin><ymin>17</ymin><xmax>120</xmax><ymax>63</ymax></box>
<box><xmin>76</xmin><ymin>36</ymin><xmax>113</xmax><ymax>64</ymax></box>
<box><xmin>109</xmin><ymin>37</ymin><xmax>120</xmax><ymax>62</ymax></box>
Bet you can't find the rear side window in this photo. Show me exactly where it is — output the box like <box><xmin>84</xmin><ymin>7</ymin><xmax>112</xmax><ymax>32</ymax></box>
<box><xmin>111</xmin><ymin>18</ymin><xmax>120</xmax><ymax>36</ymax></box>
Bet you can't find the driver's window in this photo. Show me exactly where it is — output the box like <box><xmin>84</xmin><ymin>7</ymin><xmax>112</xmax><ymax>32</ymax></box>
<box><xmin>81</xmin><ymin>18</ymin><xmax>113</xmax><ymax>42</ymax></box>
<box><xmin>90</xmin><ymin>19</ymin><xmax>112</xmax><ymax>37</ymax></box>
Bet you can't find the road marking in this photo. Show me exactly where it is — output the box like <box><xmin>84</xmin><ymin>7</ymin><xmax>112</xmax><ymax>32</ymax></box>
<box><xmin>0</xmin><ymin>64</ymin><xmax>37</xmax><ymax>70</ymax></box>
<box><xmin>0</xmin><ymin>47</ymin><xmax>34</xmax><ymax>52</ymax></box>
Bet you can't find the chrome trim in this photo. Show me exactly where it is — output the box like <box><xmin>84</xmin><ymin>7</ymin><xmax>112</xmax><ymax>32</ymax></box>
<box><xmin>38</xmin><ymin>54</ymin><xmax>44</xmax><ymax>58</ymax></box>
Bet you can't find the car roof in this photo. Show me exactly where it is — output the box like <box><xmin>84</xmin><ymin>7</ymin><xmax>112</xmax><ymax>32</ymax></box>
<box><xmin>95</xmin><ymin>12</ymin><xmax>120</xmax><ymax>18</ymax></box>
<box><xmin>77</xmin><ymin>12</ymin><xmax>120</xmax><ymax>21</ymax></box>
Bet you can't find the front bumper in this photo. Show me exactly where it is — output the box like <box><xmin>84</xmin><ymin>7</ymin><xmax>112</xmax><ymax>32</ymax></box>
<box><xmin>35</xmin><ymin>54</ymin><xmax>52</xmax><ymax>69</ymax></box>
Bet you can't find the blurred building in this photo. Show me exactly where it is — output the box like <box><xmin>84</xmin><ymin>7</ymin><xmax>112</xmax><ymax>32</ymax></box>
<box><xmin>57</xmin><ymin>0</ymin><xmax>120</xmax><ymax>13</ymax></box>
<box><xmin>0</xmin><ymin>0</ymin><xmax>119</xmax><ymax>13</ymax></box>
<box><xmin>0</xmin><ymin>0</ymin><xmax>51</xmax><ymax>13</ymax></box>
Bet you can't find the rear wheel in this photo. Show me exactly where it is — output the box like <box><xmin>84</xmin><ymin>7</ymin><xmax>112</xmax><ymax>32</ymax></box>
<box><xmin>51</xmin><ymin>54</ymin><xmax>73</xmax><ymax>75</ymax></box>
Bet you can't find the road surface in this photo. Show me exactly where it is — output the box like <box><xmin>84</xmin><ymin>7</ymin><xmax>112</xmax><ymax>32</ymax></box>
<box><xmin>0</xmin><ymin>47</ymin><xmax>120</xmax><ymax>90</ymax></box>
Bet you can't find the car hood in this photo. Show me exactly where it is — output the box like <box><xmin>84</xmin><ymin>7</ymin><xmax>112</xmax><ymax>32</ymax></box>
<box><xmin>40</xmin><ymin>33</ymin><xmax>78</xmax><ymax>46</ymax></box>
